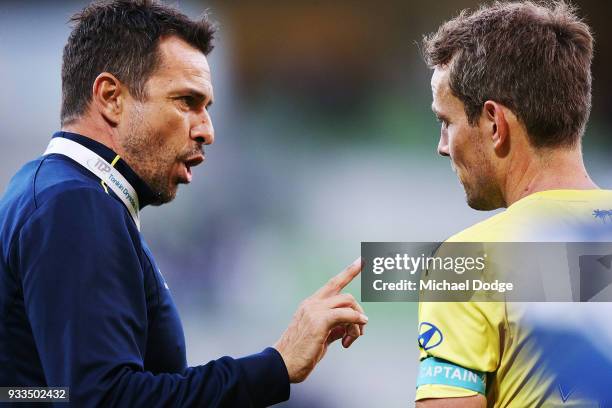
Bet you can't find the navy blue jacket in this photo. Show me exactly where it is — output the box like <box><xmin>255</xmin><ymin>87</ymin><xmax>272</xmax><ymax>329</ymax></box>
<box><xmin>0</xmin><ymin>132</ymin><xmax>290</xmax><ymax>407</ymax></box>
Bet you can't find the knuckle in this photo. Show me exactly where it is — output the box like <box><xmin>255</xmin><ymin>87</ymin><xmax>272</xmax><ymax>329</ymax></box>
<box><xmin>325</xmin><ymin>309</ymin><xmax>338</xmax><ymax>325</ymax></box>
<box><xmin>328</xmin><ymin>277</ymin><xmax>341</xmax><ymax>292</ymax></box>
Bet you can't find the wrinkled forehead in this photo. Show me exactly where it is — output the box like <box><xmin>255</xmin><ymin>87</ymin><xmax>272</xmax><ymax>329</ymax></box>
<box><xmin>150</xmin><ymin>35</ymin><xmax>213</xmax><ymax>93</ymax></box>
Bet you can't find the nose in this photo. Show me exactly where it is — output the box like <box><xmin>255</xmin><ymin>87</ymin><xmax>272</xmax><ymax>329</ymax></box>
<box><xmin>190</xmin><ymin>110</ymin><xmax>215</xmax><ymax>146</ymax></box>
<box><xmin>437</xmin><ymin>131</ymin><xmax>449</xmax><ymax>157</ymax></box>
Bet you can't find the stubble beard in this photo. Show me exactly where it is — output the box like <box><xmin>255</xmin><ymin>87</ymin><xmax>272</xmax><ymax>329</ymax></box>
<box><xmin>461</xmin><ymin>138</ymin><xmax>504</xmax><ymax>211</ymax></box>
<box><xmin>464</xmin><ymin>173</ymin><xmax>502</xmax><ymax>211</ymax></box>
<box><xmin>120</xmin><ymin>108</ymin><xmax>178</xmax><ymax>206</ymax></box>
<box><xmin>463</xmin><ymin>156</ymin><xmax>505</xmax><ymax>211</ymax></box>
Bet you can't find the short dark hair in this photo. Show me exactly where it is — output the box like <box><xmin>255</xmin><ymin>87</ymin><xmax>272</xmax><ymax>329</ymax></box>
<box><xmin>61</xmin><ymin>0</ymin><xmax>216</xmax><ymax>125</ymax></box>
<box><xmin>422</xmin><ymin>1</ymin><xmax>593</xmax><ymax>148</ymax></box>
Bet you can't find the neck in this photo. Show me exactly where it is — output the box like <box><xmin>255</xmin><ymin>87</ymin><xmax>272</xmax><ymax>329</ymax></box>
<box><xmin>61</xmin><ymin>116</ymin><xmax>121</xmax><ymax>155</ymax></box>
<box><xmin>503</xmin><ymin>144</ymin><xmax>598</xmax><ymax>206</ymax></box>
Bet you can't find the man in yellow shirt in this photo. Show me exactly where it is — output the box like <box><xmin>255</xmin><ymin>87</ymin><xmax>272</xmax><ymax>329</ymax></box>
<box><xmin>416</xmin><ymin>1</ymin><xmax>612</xmax><ymax>407</ymax></box>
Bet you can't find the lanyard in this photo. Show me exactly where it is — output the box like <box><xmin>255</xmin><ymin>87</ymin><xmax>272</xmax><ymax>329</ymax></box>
<box><xmin>43</xmin><ymin>137</ymin><xmax>141</xmax><ymax>231</ymax></box>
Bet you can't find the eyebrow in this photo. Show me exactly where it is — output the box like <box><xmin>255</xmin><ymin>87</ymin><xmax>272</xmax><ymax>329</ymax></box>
<box><xmin>431</xmin><ymin>104</ymin><xmax>443</xmax><ymax>119</ymax></box>
<box><xmin>182</xmin><ymin>88</ymin><xmax>214</xmax><ymax>108</ymax></box>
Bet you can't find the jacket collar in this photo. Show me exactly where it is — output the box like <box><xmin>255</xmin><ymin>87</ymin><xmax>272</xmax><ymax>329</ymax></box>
<box><xmin>52</xmin><ymin>131</ymin><xmax>159</xmax><ymax>208</ymax></box>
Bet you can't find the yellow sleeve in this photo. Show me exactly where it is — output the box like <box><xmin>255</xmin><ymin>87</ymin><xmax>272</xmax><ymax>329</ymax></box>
<box><xmin>416</xmin><ymin>384</ymin><xmax>478</xmax><ymax>400</ymax></box>
<box><xmin>416</xmin><ymin>301</ymin><xmax>505</xmax><ymax>400</ymax></box>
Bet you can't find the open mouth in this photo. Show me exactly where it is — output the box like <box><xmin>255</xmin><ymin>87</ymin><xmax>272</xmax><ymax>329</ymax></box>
<box><xmin>179</xmin><ymin>154</ymin><xmax>205</xmax><ymax>183</ymax></box>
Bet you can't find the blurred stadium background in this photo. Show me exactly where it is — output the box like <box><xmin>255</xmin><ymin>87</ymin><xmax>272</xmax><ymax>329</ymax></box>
<box><xmin>1</xmin><ymin>1</ymin><xmax>611</xmax><ymax>406</ymax></box>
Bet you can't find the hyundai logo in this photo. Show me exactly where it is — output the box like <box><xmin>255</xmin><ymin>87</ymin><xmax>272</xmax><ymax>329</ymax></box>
<box><xmin>418</xmin><ymin>322</ymin><xmax>443</xmax><ymax>351</ymax></box>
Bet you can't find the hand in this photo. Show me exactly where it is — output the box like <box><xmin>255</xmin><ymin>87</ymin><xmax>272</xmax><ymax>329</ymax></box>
<box><xmin>273</xmin><ymin>257</ymin><xmax>368</xmax><ymax>383</ymax></box>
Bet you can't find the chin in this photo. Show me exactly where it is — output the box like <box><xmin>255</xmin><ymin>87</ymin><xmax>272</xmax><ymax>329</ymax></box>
<box><xmin>465</xmin><ymin>189</ymin><xmax>503</xmax><ymax>211</ymax></box>
<box><xmin>467</xmin><ymin>196</ymin><xmax>494</xmax><ymax>211</ymax></box>
<box><xmin>150</xmin><ymin>186</ymin><xmax>177</xmax><ymax>206</ymax></box>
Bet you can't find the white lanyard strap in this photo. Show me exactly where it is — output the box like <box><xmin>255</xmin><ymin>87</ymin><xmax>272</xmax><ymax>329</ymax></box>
<box><xmin>43</xmin><ymin>137</ymin><xmax>141</xmax><ymax>231</ymax></box>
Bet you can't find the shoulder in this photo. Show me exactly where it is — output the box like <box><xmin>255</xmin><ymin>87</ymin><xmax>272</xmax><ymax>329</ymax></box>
<box><xmin>445</xmin><ymin>192</ymin><xmax>589</xmax><ymax>242</ymax></box>
<box><xmin>1</xmin><ymin>153</ymin><xmax>115</xmax><ymax>213</ymax></box>
<box><xmin>1</xmin><ymin>156</ymin><xmax>121</xmax><ymax>255</ymax></box>
<box><xmin>23</xmin><ymin>154</ymin><xmax>137</xmax><ymax>239</ymax></box>
<box><xmin>32</xmin><ymin>154</ymin><xmax>111</xmax><ymax>208</ymax></box>
<box><xmin>446</xmin><ymin>210</ymin><xmax>515</xmax><ymax>242</ymax></box>
<box><xmin>15</xmin><ymin>180</ymin><xmax>142</xmax><ymax>271</ymax></box>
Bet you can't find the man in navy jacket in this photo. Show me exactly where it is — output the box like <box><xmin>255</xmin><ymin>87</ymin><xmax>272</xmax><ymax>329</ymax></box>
<box><xmin>0</xmin><ymin>1</ymin><xmax>368</xmax><ymax>406</ymax></box>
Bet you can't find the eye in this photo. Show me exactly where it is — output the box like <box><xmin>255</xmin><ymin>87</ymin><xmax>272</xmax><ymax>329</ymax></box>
<box><xmin>180</xmin><ymin>96</ymin><xmax>196</xmax><ymax>107</ymax></box>
<box><xmin>436</xmin><ymin>116</ymin><xmax>449</xmax><ymax>129</ymax></box>
<box><xmin>174</xmin><ymin>96</ymin><xmax>199</xmax><ymax>111</ymax></box>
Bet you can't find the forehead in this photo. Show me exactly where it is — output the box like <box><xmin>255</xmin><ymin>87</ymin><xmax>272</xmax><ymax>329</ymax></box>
<box><xmin>430</xmin><ymin>66</ymin><xmax>464</xmax><ymax>116</ymax></box>
<box><xmin>148</xmin><ymin>35</ymin><xmax>213</xmax><ymax>94</ymax></box>
<box><xmin>431</xmin><ymin>66</ymin><xmax>451</xmax><ymax>103</ymax></box>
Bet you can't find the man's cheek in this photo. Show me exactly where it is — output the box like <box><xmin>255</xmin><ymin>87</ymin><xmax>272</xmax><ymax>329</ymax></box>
<box><xmin>449</xmin><ymin>134</ymin><xmax>465</xmax><ymax>165</ymax></box>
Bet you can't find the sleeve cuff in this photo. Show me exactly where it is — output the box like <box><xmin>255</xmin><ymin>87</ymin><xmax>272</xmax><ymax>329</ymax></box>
<box><xmin>237</xmin><ymin>347</ymin><xmax>290</xmax><ymax>407</ymax></box>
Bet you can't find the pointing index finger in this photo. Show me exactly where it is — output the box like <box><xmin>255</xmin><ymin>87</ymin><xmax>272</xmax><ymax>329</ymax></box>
<box><xmin>315</xmin><ymin>257</ymin><xmax>363</xmax><ymax>298</ymax></box>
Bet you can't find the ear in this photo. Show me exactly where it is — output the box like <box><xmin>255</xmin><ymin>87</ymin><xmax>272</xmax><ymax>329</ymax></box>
<box><xmin>91</xmin><ymin>72</ymin><xmax>125</xmax><ymax>126</ymax></box>
<box><xmin>483</xmin><ymin>100</ymin><xmax>510</xmax><ymax>156</ymax></box>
